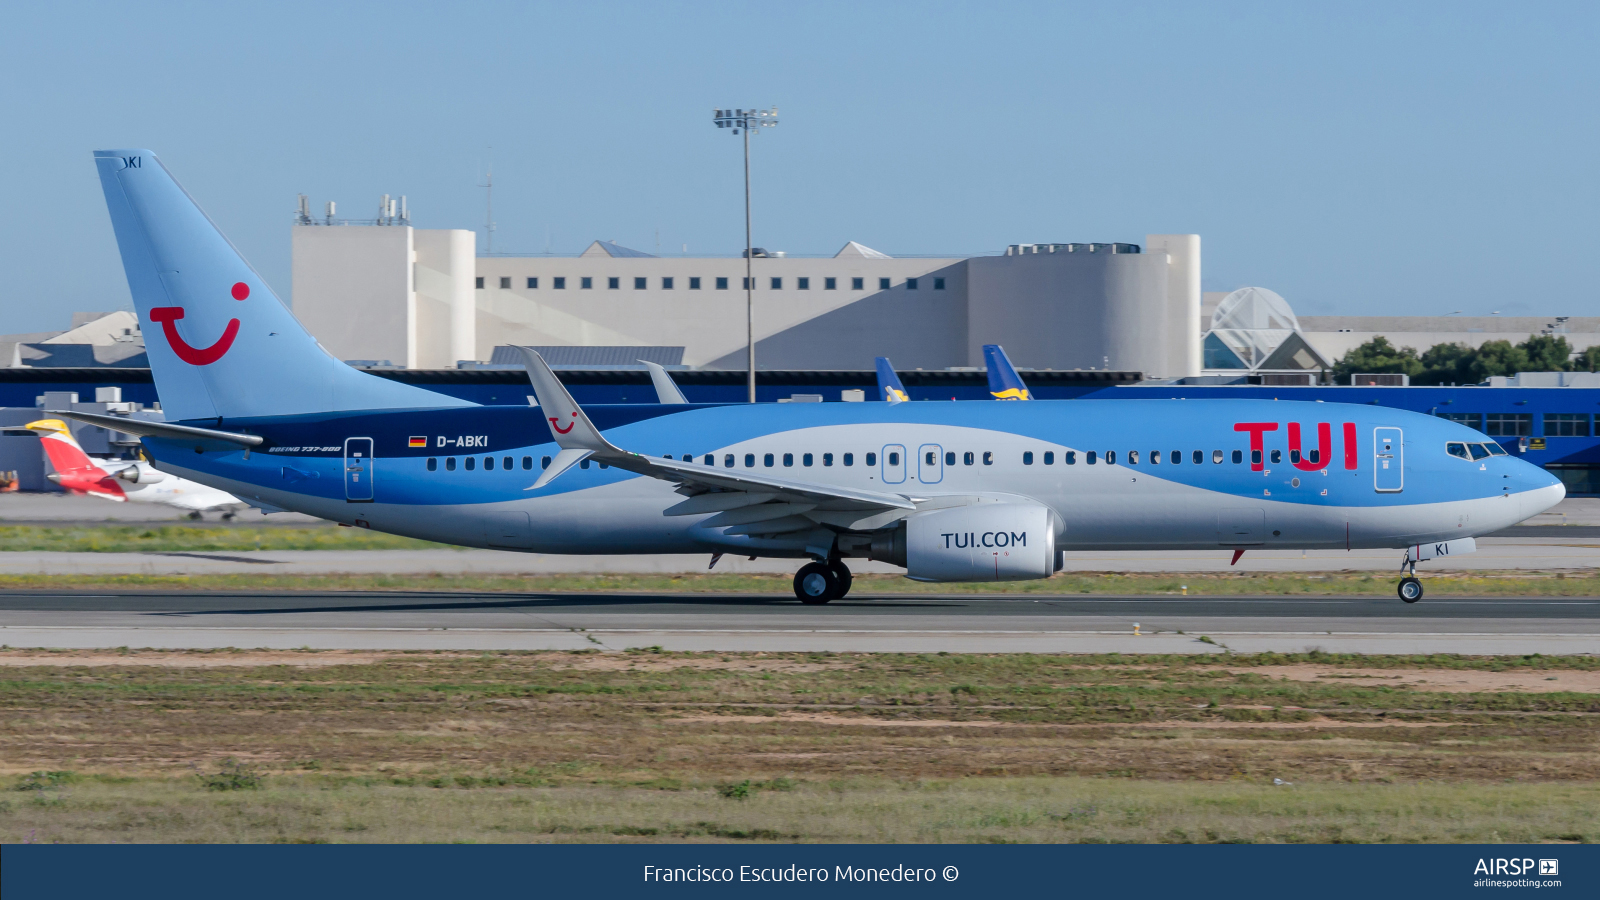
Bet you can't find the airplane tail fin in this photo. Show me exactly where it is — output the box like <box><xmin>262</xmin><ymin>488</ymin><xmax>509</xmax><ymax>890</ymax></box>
<box><xmin>92</xmin><ymin>150</ymin><xmax>472</xmax><ymax>422</ymax></box>
<box><xmin>874</xmin><ymin>357</ymin><xmax>909</xmax><ymax>404</ymax></box>
<box><xmin>983</xmin><ymin>344</ymin><xmax>1031</xmax><ymax>400</ymax></box>
<box><xmin>25</xmin><ymin>419</ymin><xmax>100</xmax><ymax>473</ymax></box>
<box><xmin>27</xmin><ymin>419</ymin><xmax>125</xmax><ymax>499</ymax></box>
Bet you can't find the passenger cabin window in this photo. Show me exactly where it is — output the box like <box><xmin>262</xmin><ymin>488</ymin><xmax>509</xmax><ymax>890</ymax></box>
<box><xmin>580</xmin><ymin>459</ymin><xmax>590</xmax><ymax>469</ymax></box>
<box><xmin>1104</xmin><ymin>450</ymin><xmax>1115</xmax><ymax>465</ymax></box>
<box><xmin>1023</xmin><ymin>451</ymin><xmax>1034</xmax><ymax>465</ymax></box>
<box><xmin>1193</xmin><ymin>450</ymin><xmax>1203</xmax><ymax>464</ymax></box>
<box><xmin>1251</xmin><ymin>450</ymin><xmax>1261</xmax><ymax>465</ymax></box>
<box><xmin>1086</xmin><ymin>451</ymin><xmax>1097</xmax><ymax>465</ymax></box>
<box><xmin>1447</xmin><ymin>442</ymin><xmax>1470</xmax><ymax>460</ymax></box>
<box><xmin>1231</xmin><ymin>450</ymin><xmax>1243</xmax><ymax>464</ymax></box>
<box><xmin>823</xmin><ymin>453</ymin><xmax>834</xmax><ymax>466</ymax></box>
<box><xmin>1127</xmin><ymin>450</ymin><xmax>1139</xmax><ymax>465</ymax></box>
<box><xmin>963</xmin><ymin>451</ymin><xmax>974</xmax><ymax>465</ymax></box>
<box><xmin>445</xmin><ymin>457</ymin><xmax>456</xmax><ymax>471</ymax></box>
<box><xmin>929</xmin><ymin>450</ymin><xmax>940</xmax><ymax>465</ymax></box>
<box><xmin>763</xmin><ymin>453</ymin><xmax>775</xmax><ymax>467</ymax></box>
<box><xmin>1044</xmin><ymin>451</ymin><xmax>1055</xmax><ymax>465</ymax></box>
<box><xmin>803</xmin><ymin>452</ymin><xmax>813</xmax><ymax>466</ymax></box>
<box><xmin>1064</xmin><ymin>451</ymin><xmax>1075</xmax><ymax>464</ymax></box>
<box><xmin>981</xmin><ymin>451</ymin><xmax>992</xmax><ymax>465</ymax></box>
<box><xmin>744</xmin><ymin>453</ymin><xmax>755</xmax><ymax>467</ymax></box>
<box><xmin>1270</xmin><ymin>449</ymin><xmax>1281</xmax><ymax>464</ymax></box>
<box><xmin>703</xmin><ymin>454</ymin><xmax>714</xmax><ymax>465</ymax></box>
<box><xmin>484</xmin><ymin>457</ymin><xmax>494</xmax><ymax>470</ymax></box>
<box><xmin>843</xmin><ymin>452</ymin><xmax>854</xmax><ymax>466</ymax></box>
<box><xmin>541</xmin><ymin>456</ymin><xmax>551</xmax><ymax>469</ymax></box>
<box><xmin>866</xmin><ymin>452</ymin><xmax>877</xmax><ymax>466</ymax></box>
<box><xmin>427</xmin><ymin>457</ymin><xmax>437</xmax><ymax>471</ymax></box>
<box><xmin>782</xmin><ymin>453</ymin><xmax>794</xmax><ymax>467</ymax></box>
<box><xmin>945</xmin><ymin>451</ymin><xmax>956</xmax><ymax>466</ymax></box>
<box><xmin>465</xmin><ymin>457</ymin><xmax>475</xmax><ymax>470</ymax></box>
<box><xmin>724</xmin><ymin>454</ymin><xmax>735</xmax><ymax>467</ymax></box>
<box><xmin>1149</xmin><ymin>450</ymin><xmax>1159</xmax><ymax>464</ymax></box>
<box><xmin>503</xmin><ymin>456</ymin><xmax>513</xmax><ymax>469</ymax></box>
<box><xmin>523</xmin><ymin>457</ymin><xmax>532</xmax><ymax>469</ymax></box>
<box><xmin>1212</xmin><ymin>450</ymin><xmax>1223</xmax><ymax>464</ymax></box>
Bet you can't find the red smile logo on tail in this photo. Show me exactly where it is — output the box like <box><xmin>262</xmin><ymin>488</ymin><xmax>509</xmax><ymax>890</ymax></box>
<box><xmin>549</xmin><ymin>414</ymin><xmax>576</xmax><ymax>434</ymax></box>
<box><xmin>148</xmin><ymin>282</ymin><xmax>248</xmax><ymax>365</ymax></box>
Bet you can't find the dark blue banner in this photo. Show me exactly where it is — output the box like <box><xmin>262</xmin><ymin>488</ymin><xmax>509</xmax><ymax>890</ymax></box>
<box><xmin>2</xmin><ymin>844</ymin><xmax>1594</xmax><ymax>899</ymax></box>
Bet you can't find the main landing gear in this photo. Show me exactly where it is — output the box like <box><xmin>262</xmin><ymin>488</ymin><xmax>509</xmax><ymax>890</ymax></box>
<box><xmin>1398</xmin><ymin>559</ymin><xmax>1423</xmax><ymax>604</ymax></box>
<box><xmin>794</xmin><ymin>560</ymin><xmax>853</xmax><ymax>604</ymax></box>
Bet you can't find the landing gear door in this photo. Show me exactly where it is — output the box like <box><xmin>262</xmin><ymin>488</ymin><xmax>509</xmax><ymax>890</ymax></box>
<box><xmin>344</xmin><ymin>437</ymin><xmax>374</xmax><ymax>502</ymax></box>
<box><xmin>1374</xmin><ymin>427</ymin><xmax>1403</xmax><ymax>493</ymax></box>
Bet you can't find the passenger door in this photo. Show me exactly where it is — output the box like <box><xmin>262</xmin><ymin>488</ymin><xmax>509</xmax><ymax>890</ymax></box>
<box><xmin>1374</xmin><ymin>427</ymin><xmax>1403</xmax><ymax>493</ymax></box>
<box><xmin>344</xmin><ymin>437</ymin><xmax>374</xmax><ymax>502</ymax></box>
<box><xmin>881</xmin><ymin>444</ymin><xmax>906</xmax><ymax>484</ymax></box>
<box><xmin>1217</xmin><ymin>508</ymin><xmax>1265</xmax><ymax>545</ymax></box>
<box><xmin>917</xmin><ymin>443</ymin><xmax>943</xmax><ymax>484</ymax></box>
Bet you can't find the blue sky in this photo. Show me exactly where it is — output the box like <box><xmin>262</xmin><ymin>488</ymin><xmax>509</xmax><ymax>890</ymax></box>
<box><xmin>1</xmin><ymin>1</ymin><xmax>1596</xmax><ymax>333</ymax></box>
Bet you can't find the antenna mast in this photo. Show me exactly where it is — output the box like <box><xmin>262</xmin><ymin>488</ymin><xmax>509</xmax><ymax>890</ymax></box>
<box><xmin>479</xmin><ymin>153</ymin><xmax>495</xmax><ymax>254</ymax></box>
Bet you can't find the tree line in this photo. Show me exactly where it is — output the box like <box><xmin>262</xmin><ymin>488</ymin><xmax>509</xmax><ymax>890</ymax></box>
<box><xmin>1330</xmin><ymin>335</ymin><xmax>1600</xmax><ymax>385</ymax></box>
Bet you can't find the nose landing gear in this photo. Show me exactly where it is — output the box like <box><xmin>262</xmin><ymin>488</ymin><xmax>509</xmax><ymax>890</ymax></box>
<box><xmin>1398</xmin><ymin>560</ymin><xmax>1423</xmax><ymax>603</ymax></box>
<box><xmin>793</xmin><ymin>559</ymin><xmax>853</xmax><ymax>604</ymax></box>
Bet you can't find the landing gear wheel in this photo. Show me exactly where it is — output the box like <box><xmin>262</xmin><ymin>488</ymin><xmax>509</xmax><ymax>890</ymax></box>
<box><xmin>1398</xmin><ymin>577</ymin><xmax>1423</xmax><ymax>603</ymax></box>
<box><xmin>828</xmin><ymin>560</ymin><xmax>853</xmax><ymax>599</ymax></box>
<box><xmin>794</xmin><ymin>562</ymin><xmax>838</xmax><ymax>605</ymax></box>
<box><xmin>187</xmin><ymin>511</ymin><xmax>203</xmax><ymax>521</ymax></box>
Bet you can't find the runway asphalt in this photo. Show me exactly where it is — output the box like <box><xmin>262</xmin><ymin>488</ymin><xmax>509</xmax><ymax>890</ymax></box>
<box><xmin>1</xmin><ymin>590</ymin><xmax>1594</xmax><ymax>655</ymax></box>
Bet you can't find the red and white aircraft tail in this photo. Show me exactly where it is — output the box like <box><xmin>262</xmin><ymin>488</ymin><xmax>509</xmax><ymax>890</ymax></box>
<box><xmin>27</xmin><ymin>419</ymin><xmax>127</xmax><ymax>500</ymax></box>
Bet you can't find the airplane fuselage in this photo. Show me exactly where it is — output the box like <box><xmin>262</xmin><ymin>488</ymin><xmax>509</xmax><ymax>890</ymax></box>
<box><xmin>143</xmin><ymin>398</ymin><xmax>1562</xmax><ymax>557</ymax></box>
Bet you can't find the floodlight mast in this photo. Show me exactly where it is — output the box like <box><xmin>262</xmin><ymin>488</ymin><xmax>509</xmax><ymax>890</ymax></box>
<box><xmin>713</xmin><ymin>106</ymin><xmax>779</xmax><ymax>402</ymax></box>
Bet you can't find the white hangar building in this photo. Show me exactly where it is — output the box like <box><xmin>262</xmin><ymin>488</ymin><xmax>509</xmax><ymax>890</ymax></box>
<box><xmin>290</xmin><ymin>212</ymin><xmax>1202</xmax><ymax>378</ymax></box>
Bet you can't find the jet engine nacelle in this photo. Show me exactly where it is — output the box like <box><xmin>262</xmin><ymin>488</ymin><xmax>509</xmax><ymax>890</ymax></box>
<box><xmin>115</xmin><ymin>464</ymin><xmax>166</xmax><ymax>484</ymax></box>
<box><xmin>902</xmin><ymin>503</ymin><xmax>1056</xmax><ymax>582</ymax></box>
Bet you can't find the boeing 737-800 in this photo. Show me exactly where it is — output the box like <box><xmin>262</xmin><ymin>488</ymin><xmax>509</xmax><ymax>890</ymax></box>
<box><xmin>57</xmin><ymin>149</ymin><xmax>1563</xmax><ymax>604</ymax></box>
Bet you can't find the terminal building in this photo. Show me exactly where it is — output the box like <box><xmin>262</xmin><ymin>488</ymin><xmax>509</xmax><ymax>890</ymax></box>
<box><xmin>288</xmin><ymin>212</ymin><xmax>1203</xmax><ymax>379</ymax></box>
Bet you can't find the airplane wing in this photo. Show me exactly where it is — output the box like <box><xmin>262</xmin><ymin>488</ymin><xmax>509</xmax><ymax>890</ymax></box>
<box><xmin>641</xmin><ymin>360</ymin><xmax>689</xmax><ymax>404</ymax></box>
<box><xmin>874</xmin><ymin>357</ymin><xmax>908</xmax><ymax>404</ymax></box>
<box><xmin>982</xmin><ymin>344</ymin><xmax>1031</xmax><ymax>400</ymax></box>
<box><xmin>517</xmin><ymin>348</ymin><xmax>917</xmax><ymax>540</ymax></box>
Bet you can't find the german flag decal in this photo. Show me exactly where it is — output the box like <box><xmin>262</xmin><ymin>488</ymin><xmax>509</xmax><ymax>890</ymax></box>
<box><xmin>408</xmin><ymin>436</ymin><xmax>427</xmax><ymax>448</ymax></box>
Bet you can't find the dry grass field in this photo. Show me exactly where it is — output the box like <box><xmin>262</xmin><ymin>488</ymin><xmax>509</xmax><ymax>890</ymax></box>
<box><xmin>1</xmin><ymin>649</ymin><xmax>1596</xmax><ymax>843</ymax></box>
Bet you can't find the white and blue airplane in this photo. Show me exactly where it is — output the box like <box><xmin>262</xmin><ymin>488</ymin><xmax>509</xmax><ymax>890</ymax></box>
<box><xmin>59</xmin><ymin>149</ymin><xmax>1564</xmax><ymax>605</ymax></box>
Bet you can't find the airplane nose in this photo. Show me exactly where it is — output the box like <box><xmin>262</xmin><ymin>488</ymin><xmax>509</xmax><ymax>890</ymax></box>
<box><xmin>1516</xmin><ymin>463</ymin><xmax>1565</xmax><ymax>521</ymax></box>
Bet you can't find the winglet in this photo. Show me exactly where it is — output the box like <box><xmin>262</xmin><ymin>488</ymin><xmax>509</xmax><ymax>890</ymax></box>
<box><xmin>641</xmin><ymin>360</ymin><xmax>688</xmax><ymax>404</ymax></box>
<box><xmin>874</xmin><ymin>357</ymin><xmax>909</xmax><ymax>404</ymax></box>
<box><xmin>530</xmin><ymin>447</ymin><xmax>593</xmax><ymax>490</ymax></box>
<box><xmin>516</xmin><ymin>346</ymin><xmax>628</xmax><ymax>467</ymax></box>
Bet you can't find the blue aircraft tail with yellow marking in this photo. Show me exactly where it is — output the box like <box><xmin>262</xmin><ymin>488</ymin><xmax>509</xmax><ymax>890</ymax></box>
<box><xmin>874</xmin><ymin>357</ymin><xmax>909</xmax><ymax>404</ymax></box>
<box><xmin>983</xmin><ymin>344</ymin><xmax>1031</xmax><ymax>400</ymax></box>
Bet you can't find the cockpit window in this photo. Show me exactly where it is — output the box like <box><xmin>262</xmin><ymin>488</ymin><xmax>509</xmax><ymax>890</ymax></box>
<box><xmin>1484</xmin><ymin>442</ymin><xmax>1508</xmax><ymax>456</ymax></box>
<box><xmin>1446</xmin><ymin>442</ymin><xmax>1469</xmax><ymax>460</ymax></box>
<box><xmin>1467</xmin><ymin>443</ymin><xmax>1491</xmax><ymax>460</ymax></box>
